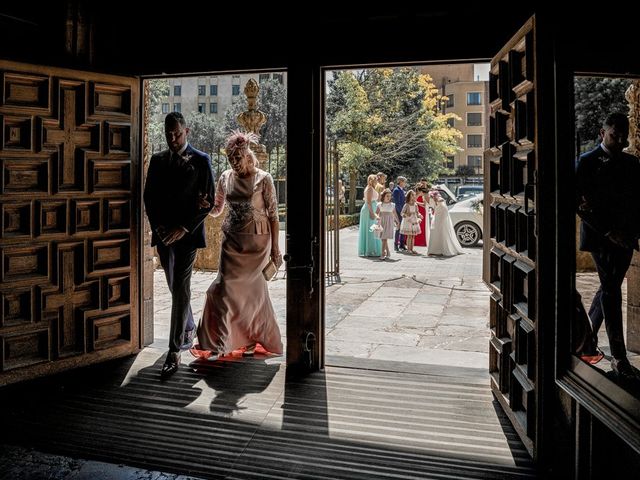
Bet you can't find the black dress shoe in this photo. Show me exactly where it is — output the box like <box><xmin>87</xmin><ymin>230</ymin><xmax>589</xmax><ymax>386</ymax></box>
<box><xmin>611</xmin><ymin>358</ymin><xmax>640</xmax><ymax>382</ymax></box>
<box><xmin>161</xmin><ymin>352</ymin><xmax>181</xmax><ymax>379</ymax></box>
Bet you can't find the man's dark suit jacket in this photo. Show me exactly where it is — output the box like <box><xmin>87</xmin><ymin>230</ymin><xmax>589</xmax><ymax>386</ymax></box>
<box><xmin>143</xmin><ymin>144</ymin><xmax>215</xmax><ymax>248</ymax></box>
<box><xmin>392</xmin><ymin>185</ymin><xmax>405</xmax><ymax>215</ymax></box>
<box><xmin>576</xmin><ymin>144</ymin><xmax>640</xmax><ymax>252</ymax></box>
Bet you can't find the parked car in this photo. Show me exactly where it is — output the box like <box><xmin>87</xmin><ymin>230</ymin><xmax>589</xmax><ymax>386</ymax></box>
<box><xmin>432</xmin><ymin>184</ymin><xmax>458</xmax><ymax>206</ymax></box>
<box><xmin>448</xmin><ymin>194</ymin><xmax>483</xmax><ymax>247</ymax></box>
<box><xmin>455</xmin><ymin>184</ymin><xmax>484</xmax><ymax>201</ymax></box>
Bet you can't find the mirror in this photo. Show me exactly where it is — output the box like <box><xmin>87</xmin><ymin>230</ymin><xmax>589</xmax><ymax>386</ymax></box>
<box><xmin>573</xmin><ymin>75</ymin><xmax>640</xmax><ymax>395</ymax></box>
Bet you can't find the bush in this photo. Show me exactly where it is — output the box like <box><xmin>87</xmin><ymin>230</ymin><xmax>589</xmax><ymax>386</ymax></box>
<box><xmin>327</xmin><ymin>213</ymin><xmax>360</xmax><ymax>231</ymax></box>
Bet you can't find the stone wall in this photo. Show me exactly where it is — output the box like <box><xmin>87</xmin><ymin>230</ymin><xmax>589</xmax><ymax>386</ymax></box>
<box><xmin>194</xmin><ymin>212</ymin><xmax>225</xmax><ymax>271</ymax></box>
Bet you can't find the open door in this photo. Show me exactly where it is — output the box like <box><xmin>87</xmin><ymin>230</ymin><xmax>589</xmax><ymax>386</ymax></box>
<box><xmin>483</xmin><ymin>16</ymin><xmax>557</xmax><ymax>460</ymax></box>
<box><xmin>0</xmin><ymin>60</ymin><xmax>140</xmax><ymax>386</ymax></box>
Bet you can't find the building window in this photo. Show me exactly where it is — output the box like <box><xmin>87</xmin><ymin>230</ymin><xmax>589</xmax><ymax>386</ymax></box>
<box><xmin>198</xmin><ymin>85</ymin><xmax>206</xmax><ymax>96</ymax></box>
<box><xmin>467</xmin><ymin>134</ymin><xmax>482</xmax><ymax>148</ymax></box>
<box><xmin>273</xmin><ymin>73</ymin><xmax>283</xmax><ymax>84</ymax></box>
<box><xmin>173</xmin><ymin>103</ymin><xmax>181</xmax><ymax>113</ymax></box>
<box><xmin>198</xmin><ymin>103</ymin><xmax>205</xmax><ymax>113</ymax></box>
<box><xmin>446</xmin><ymin>94</ymin><xmax>454</xmax><ymax>108</ymax></box>
<box><xmin>467</xmin><ymin>112</ymin><xmax>482</xmax><ymax>126</ymax></box>
<box><xmin>446</xmin><ymin>156</ymin><xmax>455</xmax><ymax>169</ymax></box>
<box><xmin>259</xmin><ymin>73</ymin><xmax>270</xmax><ymax>83</ymax></box>
<box><xmin>210</xmin><ymin>102</ymin><xmax>218</xmax><ymax>114</ymax></box>
<box><xmin>447</xmin><ymin>117</ymin><xmax>455</xmax><ymax>128</ymax></box>
<box><xmin>173</xmin><ymin>85</ymin><xmax>181</xmax><ymax>96</ymax></box>
<box><xmin>210</xmin><ymin>85</ymin><xmax>218</xmax><ymax>96</ymax></box>
<box><xmin>161</xmin><ymin>103</ymin><xmax>169</xmax><ymax>114</ymax></box>
<box><xmin>232</xmin><ymin>85</ymin><xmax>240</xmax><ymax>96</ymax></box>
<box><xmin>467</xmin><ymin>92</ymin><xmax>482</xmax><ymax>105</ymax></box>
<box><xmin>467</xmin><ymin>155</ymin><xmax>482</xmax><ymax>167</ymax></box>
<box><xmin>467</xmin><ymin>155</ymin><xmax>483</xmax><ymax>172</ymax></box>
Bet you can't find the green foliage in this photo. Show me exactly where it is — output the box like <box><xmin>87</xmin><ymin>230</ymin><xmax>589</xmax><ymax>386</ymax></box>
<box><xmin>574</xmin><ymin>77</ymin><xmax>631</xmax><ymax>152</ymax></box>
<box><xmin>455</xmin><ymin>165</ymin><xmax>477</xmax><ymax>178</ymax></box>
<box><xmin>185</xmin><ymin>111</ymin><xmax>225</xmax><ymax>157</ymax></box>
<box><xmin>326</xmin><ymin>68</ymin><xmax>462</xmax><ymax>187</ymax></box>
<box><xmin>148</xmin><ymin>79</ymin><xmax>169</xmax><ymax>114</ymax></box>
<box><xmin>147</xmin><ymin>79</ymin><xmax>170</xmax><ymax>153</ymax></box>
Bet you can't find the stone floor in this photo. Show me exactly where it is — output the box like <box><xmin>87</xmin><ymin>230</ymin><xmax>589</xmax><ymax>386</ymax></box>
<box><xmin>1</xmin><ymin>227</ymin><xmax>634</xmax><ymax>479</ymax></box>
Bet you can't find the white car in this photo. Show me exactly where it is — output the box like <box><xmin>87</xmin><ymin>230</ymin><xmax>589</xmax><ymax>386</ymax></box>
<box><xmin>448</xmin><ymin>194</ymin><xmax>483</xmax><ymax>247</ymax></box>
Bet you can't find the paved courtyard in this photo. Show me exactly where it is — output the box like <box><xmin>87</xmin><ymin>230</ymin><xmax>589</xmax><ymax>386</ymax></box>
<box><xmin>152</xmin><ymin>226</ymin><xmax>490</xmax><ymax>370</ymax></box>
<box><xmin>150</xmin><ymin>225</ymin><xmax>632</xmax><ymax>371</ymax></box>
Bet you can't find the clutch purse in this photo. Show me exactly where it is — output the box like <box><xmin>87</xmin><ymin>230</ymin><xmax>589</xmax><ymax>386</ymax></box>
<box><xmin>262</xmin><ymin>259</ymin><xmax>279</xmax><ymax>281</ymax></box>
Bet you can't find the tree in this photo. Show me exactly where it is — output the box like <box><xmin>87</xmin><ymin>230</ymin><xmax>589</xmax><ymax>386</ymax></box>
<box><xmin>574</xmin><ymin>77</ymin><xmax>631</xmax><ymax>152</ymax></box>
<box><xmin>146</xmin><ymin>79</ymin><xmax>170</xmax><ymax>153</ymax></box>
<box><xmin>455</xmin><ymin>165</ymin><xmax>477</xmax><ymax>181</ymax></box>
<box><xmin>185</xmin><ymin>111</ymin><xmax>225</xmax><ymax>156</ymax></box>
<box><xmin>326</xmin><ymin>67</ymin><xmax>462</xmax><ymax>189</ymax></box>
<box><xmin>326</xmin><ymin>71</ymin><xmax>373</xmax><ymax>212</ymax></box>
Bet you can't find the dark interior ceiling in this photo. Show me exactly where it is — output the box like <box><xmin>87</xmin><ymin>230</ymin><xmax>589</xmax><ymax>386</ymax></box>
<box><xmin>2</xmin><ymin>3</ymin><xmax>637</xmax><ymax>76</ymax></box>
<box><xmin>1</xmin><ymin>1</ymin><xmax>539</xmax><ymax>74</ymax></box>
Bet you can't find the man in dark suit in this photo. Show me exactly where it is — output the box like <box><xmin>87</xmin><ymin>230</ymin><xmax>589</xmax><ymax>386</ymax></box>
<box><xmin>576</xmin><ymin>112</ymin><xmax>640</xmax><ymax>381</ymax></box>
<box><xmin>144</xmin><ymin>112</ymin><xmax>215</xmax><ymax>379</ymax></box>
<box><xmin>392</xmin><ymin>176</ymin><xmax>407</xmax><ymax>251</ymax></box>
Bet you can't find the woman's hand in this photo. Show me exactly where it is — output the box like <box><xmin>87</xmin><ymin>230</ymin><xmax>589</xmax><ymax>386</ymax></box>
<box><xmin>369</xmin><ymin>212</ymin><xmax>376</xmax><ymax>220</ymax></box>
<box><xmin>271</xmin><ymin>249</ymin><xmax>283</xmax><ymax>268</ymax></box>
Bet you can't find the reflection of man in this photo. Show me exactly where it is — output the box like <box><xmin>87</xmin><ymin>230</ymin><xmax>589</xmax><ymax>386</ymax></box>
<box><xmin>392</xmin><ymin>176</ymin><xmax>407</xmax><ymax>251</ymax></box>
<box><xmin>576</xmin><ymin>112</ymin><xmax>640</xmax><ymax>381</ymax></box>
<box><xmin>143</xmin><ymin>112</ymin><xmax>215</xmax><ymax>379</ymax></box>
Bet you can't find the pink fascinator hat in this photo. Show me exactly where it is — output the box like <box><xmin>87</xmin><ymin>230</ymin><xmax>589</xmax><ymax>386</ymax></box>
<box><xmin>225</xmin><ymin>130</ymin><xmax>260</xmax><ymax>155</ymax></box>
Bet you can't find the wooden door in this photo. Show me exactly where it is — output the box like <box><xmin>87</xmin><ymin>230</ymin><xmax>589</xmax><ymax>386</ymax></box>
<box><xmin>0</xmin><ymin>60</ymin><xmax>140</xmax><ymax>386</ymax></box>
<box><xmin>484</xmin><ymin>17</ymin><xmax>551</xmax><ymax>456</ymax></box>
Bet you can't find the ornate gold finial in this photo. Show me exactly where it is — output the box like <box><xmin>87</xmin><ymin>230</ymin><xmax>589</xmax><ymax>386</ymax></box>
<box><xmin>244</xmin><ymin>78</ymin><xmax>259</xmax><ymax>100</ymax></box>
<box><xmin>237</xmin><ymin>79</ymin><xmax>268</xmax><ymax>168</ymax></box>
<box><xmin>238</xmin><ymin>79</ymin><xmax>267</xmax><ymax>137</ymax></box>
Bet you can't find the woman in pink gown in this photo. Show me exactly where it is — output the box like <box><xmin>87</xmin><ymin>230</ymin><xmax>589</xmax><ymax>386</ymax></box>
<box><xmin>192</xmin><ymin>131</ymin><xmax>283</xmax><ymax>360</ymax></box>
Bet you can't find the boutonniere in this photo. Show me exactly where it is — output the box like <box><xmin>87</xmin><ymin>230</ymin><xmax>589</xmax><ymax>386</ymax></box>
<box><xmin>598</xmin><ymin>155</ymin><xmax>610</xmax><ymax>164</ymax></box>
<box><xmin>179</xmin><ymin>153</ymin><xmax>195</xmax><ymax>171</ymax></box>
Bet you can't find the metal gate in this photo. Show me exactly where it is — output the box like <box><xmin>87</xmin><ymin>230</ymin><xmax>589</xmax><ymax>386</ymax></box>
<box><xmin>325</xmin><ymin>140</ymin><xmax>340</xmax><ymax>284</ymax></box>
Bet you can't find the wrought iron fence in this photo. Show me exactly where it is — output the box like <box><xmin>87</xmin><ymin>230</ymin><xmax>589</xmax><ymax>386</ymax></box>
<box><xmin>325</xmin><ymin>140</ymin><xmax>340</xmax><ymax>285</ymax></box>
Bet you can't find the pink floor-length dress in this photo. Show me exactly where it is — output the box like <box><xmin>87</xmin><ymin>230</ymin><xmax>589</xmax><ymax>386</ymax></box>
<box><xmin>196</xmin><ymin>168</ymin><xmax>283</xmax><ymax>355</ymax></box>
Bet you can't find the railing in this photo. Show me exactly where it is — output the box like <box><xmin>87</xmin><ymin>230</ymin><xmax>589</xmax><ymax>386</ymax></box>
<box><xmin>325</xmin><ymin>140</ymin><xmax>340</xmax><ymax>285</ymax></box>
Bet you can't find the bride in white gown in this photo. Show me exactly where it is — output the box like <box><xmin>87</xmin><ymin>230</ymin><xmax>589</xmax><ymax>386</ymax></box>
<box><xmin>427</xmin><ymin>191</ymin><xmax>465</xmax><ymax>256</ymax></box>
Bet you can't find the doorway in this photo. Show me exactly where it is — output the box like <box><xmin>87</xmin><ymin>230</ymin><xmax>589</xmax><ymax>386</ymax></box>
<box><xmin>141</xmin><ymin>71</ymin><xmax>288</xmax><ymax>360</ymax></box>
<box><xmin>322</xmin><ymin>64</ymin><xmax>490</xmax><ymax>372</ymax></box>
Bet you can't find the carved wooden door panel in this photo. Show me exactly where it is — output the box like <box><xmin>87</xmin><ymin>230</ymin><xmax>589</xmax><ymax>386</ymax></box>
<box><xmin>484</xmin><ymin>18</ymin><xmax>540</xmax><ymax>455</ymax></box>
<box><xmin>0</xmin><ymin>60</ymin><xmax>139</xmax><ymax>385</ymax></box>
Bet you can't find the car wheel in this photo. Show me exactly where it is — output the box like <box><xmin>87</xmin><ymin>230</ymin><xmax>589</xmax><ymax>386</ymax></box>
<box><xmin>454</xmin><ymin>221</ymin><xmax>481</xmax><ymax>247</ymax></box>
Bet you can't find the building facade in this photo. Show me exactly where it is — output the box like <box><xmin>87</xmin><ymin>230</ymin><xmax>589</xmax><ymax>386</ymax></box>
<box><xmin>421</xmin><ymin>64</ymin><xmax>490</xmax><ymax>174</ymax></box>
<box><xmin>158</xmin><ymin>72</ymin><xmax>286</xmax><ymax>121</ymax></box>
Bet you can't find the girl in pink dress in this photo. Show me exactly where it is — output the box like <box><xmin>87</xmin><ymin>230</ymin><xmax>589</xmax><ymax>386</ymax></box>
<box><xmin>191</xmin><ymin>131</ymin><xmax>283</xmax><ymax>360</ymax></box>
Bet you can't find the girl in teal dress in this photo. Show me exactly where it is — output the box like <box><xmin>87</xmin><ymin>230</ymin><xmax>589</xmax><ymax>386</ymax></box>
<box><xmin>358</xmin><ymin>174</ymin><xmax>382</xmax><ymax>257</ymax></box>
